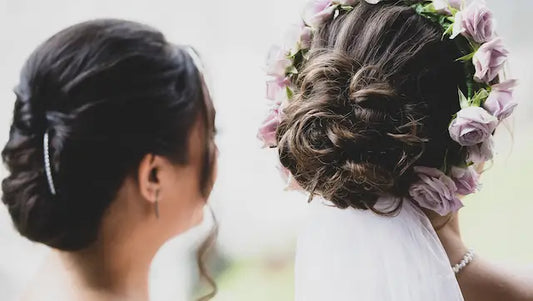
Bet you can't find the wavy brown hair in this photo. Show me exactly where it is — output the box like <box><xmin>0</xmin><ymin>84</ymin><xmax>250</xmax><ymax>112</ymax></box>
<box><xmin>277</xmin><ymin>1</ymin><xmax>468</xmax><ymax>212</ymax></box>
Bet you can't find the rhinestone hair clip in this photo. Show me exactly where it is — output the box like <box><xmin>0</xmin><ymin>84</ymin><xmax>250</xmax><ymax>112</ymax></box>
<box><xmin>43</xmin><ymin>131</ymin><xmax>57</xmax><ymax>195</ymax></box>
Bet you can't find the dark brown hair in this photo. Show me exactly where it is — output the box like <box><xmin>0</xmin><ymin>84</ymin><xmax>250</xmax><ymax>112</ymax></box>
<box><xmin>277</xmin><ymin>1</ymin><xmax>467</xmax><ymax>212</ymax></box>
<box><xmin>2</xmin><ymin>19</ymin><xmax>217</xmax><ymax>298</ymax></box>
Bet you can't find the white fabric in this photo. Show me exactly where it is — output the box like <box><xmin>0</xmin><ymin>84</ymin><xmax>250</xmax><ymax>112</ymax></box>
<box><xmin>295</xmin><ymin>197</ymin><xmax>464</xmax><ymax>301</ymax></box>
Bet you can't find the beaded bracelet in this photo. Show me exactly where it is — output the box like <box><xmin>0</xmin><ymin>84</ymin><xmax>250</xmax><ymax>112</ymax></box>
<box><xmin>452</xmin><ymin>249</ymin><xmax>475</xmax><ymax>274</ymax></box>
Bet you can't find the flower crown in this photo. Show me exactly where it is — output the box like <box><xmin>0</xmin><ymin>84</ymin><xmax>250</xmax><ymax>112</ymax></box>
<box><xmin>258</xmin><ymin>0</ymin><xmax>518</xmax><ymax>216</ymax></box>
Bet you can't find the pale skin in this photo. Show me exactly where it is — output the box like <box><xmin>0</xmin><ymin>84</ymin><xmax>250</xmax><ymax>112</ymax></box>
<box><xmin>432</xmin><ymin>212</ymin><xmax>533</xmax><ymax>301</ymax></box>
<box><xmin>21</xmin><ymin>119</ymin><xmax>215</xmax><ymax>301</ymax></box>
<box><xmin>427</xmin><ymin>162</ymin><xmax>533</xmax><ymax>301</ymax></box>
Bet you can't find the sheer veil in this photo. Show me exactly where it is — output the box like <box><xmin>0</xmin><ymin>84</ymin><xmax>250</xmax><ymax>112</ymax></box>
<box><xmin>294</xmin><ymin>196</ymin><xmax>464</xmax><ymax>301</ymax></box>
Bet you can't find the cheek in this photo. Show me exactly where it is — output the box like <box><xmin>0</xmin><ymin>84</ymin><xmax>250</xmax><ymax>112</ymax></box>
<box><xmin>164</xmin><ymin>169</ymin><xmax>206</xmax><ymax>229</ymax></box>
<box><xmin>203</xmin><ymin>156</ymin><xmax>218</xmax><ymax>199</ymax></box>
<box><xmin>179</xmin><ymin>182</ymin><xmax>206</xmax><ymax>229</ymax></box>
<box><xmin>200</xmin><ymin>142</ymin><xmax>219</xmax><ymax>199</ymax></box>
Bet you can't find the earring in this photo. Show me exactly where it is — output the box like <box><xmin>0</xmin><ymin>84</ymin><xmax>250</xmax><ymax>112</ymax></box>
<box><xmin>154</xmin><ymin>189</ymin><xmax>160</xmax><ymax>219</ymax></box>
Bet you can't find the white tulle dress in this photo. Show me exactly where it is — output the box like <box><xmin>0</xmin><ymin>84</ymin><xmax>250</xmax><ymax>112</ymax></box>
<box><xmin>294</xmin><ymin>196</ymin><xmax>464</xmax><ymax>301</ymax></box>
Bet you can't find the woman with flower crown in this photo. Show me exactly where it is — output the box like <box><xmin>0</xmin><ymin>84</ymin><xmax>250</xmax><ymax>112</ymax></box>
<box><xmin>259</xmin><ymin>0</ymin><xmax>533</xmax><ymax>300</ymax></box>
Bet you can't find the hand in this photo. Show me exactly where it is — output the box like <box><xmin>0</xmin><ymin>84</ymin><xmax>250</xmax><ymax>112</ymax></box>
<box><xmin>423</xmin><ymin>209</ymin><xmax>457</xmax><ymax>232</ymax></box>
<box><xmin>422</xmin><ymin>209</ymin><xmax>468</xmax><ymax>265</ymax></box>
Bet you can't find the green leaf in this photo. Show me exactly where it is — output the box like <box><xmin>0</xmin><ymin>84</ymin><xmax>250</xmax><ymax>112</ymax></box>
<box><xmin>450</xmin><ymin>6</ymin><xmax>460</xmax><ymax>16</ymax></box>
<box><xmin>458</xmin><ymin>88</ymin><xmax>470</xmax><ymax>109</ymax></box>
<box><xmin>441</xmin><ymin>148</ymin><xmax>450</xmax><ymax>173</ymax></box>
<box><xmin>286</xmin><ymin>86</ymin><xmax>294</xmax><ymax>100</ymax></box>
<box><xmin>466</xmin><ymin>78</ymin><xmax>475</xmax><ymax>100</ymax></box>
<box><xmin>286</xmin><ymin>65</ymin><xmax>298</xmax><ymax>75</ymax></box>
<box><xmin>302</xmin><ymin>49</ymin><xmax>311</xmax><ymax>61</ymax></box>
<box><xmin>442</xmin><ymin>24</ymin><xmax>453</xmax><ymax>39</ymax></box>
<box><xmin>340</xmin><ymin>5</ymin><xmax>353</xmax><ymax>12</ymax></box>
<box><xmin>470</xmin><ymin>41</ymin><xmax>481</xmax><ymax>52</ymax></box>
<box><xmin>423</xmin><ymin>3</ymin><xmax>437</xmax><ymax>13</ymax></box>
<box><xmin>471</xmin><ymin>88</ymin><xmax>490</xmax><ymax>107</ymax></box>
<box><xmin>457</xmin><ymin>87</ymin><xmax>490</xmax><ymax>108</ymax></box>
<box><xmin>288</xmin><ymin>48</ymin><xmax>299</xmax><ymax>58</ymax></box>
<box><xmin>456</xmin><ymin>51</ymin><xmax>476</xmax><ymax>62</ymax></box>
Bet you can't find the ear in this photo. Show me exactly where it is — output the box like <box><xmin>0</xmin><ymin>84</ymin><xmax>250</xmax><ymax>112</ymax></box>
<box><xmin>138</xmin><ymin>154</ymin><xmax>161</xmax><ymax>204</ymax></box>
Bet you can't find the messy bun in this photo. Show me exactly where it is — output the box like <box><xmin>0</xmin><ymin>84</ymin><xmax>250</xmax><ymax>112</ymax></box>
<box><xmin>277</xmin><ymin>3</ymin><xmax>466</xmax><ymax>211</ymax></box>
<box><xmin>2</xmin><ymin>19</ymin><xmax>215</xmax><ymax>250</ymax></box>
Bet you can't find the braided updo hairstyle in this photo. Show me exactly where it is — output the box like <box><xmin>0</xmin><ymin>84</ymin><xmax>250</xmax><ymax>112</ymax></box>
<box><xmin>277</xmin><ymin>2</ymin><xmax>468</xmax><ymax>212</ymax></box>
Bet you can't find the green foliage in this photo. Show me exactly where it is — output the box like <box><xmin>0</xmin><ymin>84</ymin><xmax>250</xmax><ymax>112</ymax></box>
<box><xmin>286</xmin><ymin>86</ymin><xmax>294</xmax><ymax>100</ymax></box>
<box><xmin>411</xmin><ymin>1</ymin><xmax>489</xmax><ymax>100</ymax></box>
<box><xmin>340</xmin><ymin>5</ymin><xmax>354</xmax><ymax>12</ymax></box>
<box><xmin>471</xmin><ymin>88</ymin><xmax>490</xmax><ymax>106</ymax></box>
<box><xmin>413</xmin><ymin>2</ymin><xmax>454</xmax><ymax>30</ymax></box>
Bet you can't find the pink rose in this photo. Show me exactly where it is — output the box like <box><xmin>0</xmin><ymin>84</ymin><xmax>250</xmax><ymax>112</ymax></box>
<box><xmin>461</xmin><ymin>0</ymin><xmax>495</xmax><ymax>43</ymax></box>
<box><xmin>467</xmin><ymin>137</ymin><xmax>494</xmax><ymax>164</ymax></box>
<box><xmin>266</xmin><ymin>77</ymin><xmax>290</xmax><ymax>101</ymax></box>
<box><xmin>266</xmin><ymin>46</ymin><xmax>291</xmax><ymax>78</ymax></box>
<box><xmin>299</xmin><ymin>26</ymin><xmax>313</xmax><ymax>49</ymax></box>
<box><xmin>433</xmin><ymin>0</ymin><xmax>463</xmax><ymax>14</ymax></box>
<box><xmin>409</xmin><ymin>166</ymin><xmax>463</xmax><ymax>216</ymax></box>
<box><xmin>449</xmin><ymin>106</ymin><xmax>498</xmax><ymax>146</ymax></box>
<box><xmin>451</xmin><ymin>166</ymin><xmax>479</xmax><ymax>196</ymax></box>
<box><xmin>303</xmin><ymin>0</ymin><xmax>335</xmax><ymax>28</ymax></box>
<box><xmin>257</xmin><ymin>102</ymin><xmax>282</xmax><ymax>148</ymax></box>
<box><xmin>450</xmin><ymin>11</ymin><xmax>465</xmax><ymax>39</ymax></box>
<box><xmin>448</xmin><ymin>0</ymin><xmax>463</xmax><ymax>8</ymax></box>
<box><xmin>473</xmin><ymin>37</ymin><xmax>509</xmax><ymax>83</ymax></box>
<box><xmin>284</xmin><ymin>22</ymin><xmax>313</xmax><ymax>51</ymax></box>
<box><xmin>484</xmin><ymin>79</ymin><xmax>518</xmax><ymax>120</ymax></box>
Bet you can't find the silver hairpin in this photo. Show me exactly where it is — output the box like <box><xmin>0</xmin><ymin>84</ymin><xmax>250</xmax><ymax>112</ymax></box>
<box><xmin>43</xmin><ymin>131</ymin><xmax>57</xmax><ymax>195</ymax></box>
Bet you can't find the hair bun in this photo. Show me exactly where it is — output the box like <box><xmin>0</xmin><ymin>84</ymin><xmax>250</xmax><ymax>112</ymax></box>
<box><xmin>2</xmin><ymin>19</ymin><xmax>214</xmax><ymax>251</ymax></box>
<box><xmin>277</xmin><ymin>51</ymin><xmax>425</xmax><ymax>210</ymax></box>
<box><xmin>348</xmin><ymin>66</ymin><xmax>398</xmax><ymax>109</ymax></box>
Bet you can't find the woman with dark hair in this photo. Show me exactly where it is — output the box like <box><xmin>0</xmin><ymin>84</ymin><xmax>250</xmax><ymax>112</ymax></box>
<box><xmin>259</xmin><ymin>0</ymin><xmax>533</xmax><ymax>300</ymax></box>
<box><xmin>2</xmin><ymin>19</ymin><xmax>217</xmax><ymax>301</ymax></box>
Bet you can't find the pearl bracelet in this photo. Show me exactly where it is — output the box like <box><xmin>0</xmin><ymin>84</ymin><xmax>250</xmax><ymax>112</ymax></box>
<box><xmin>452</xmin><ymin>249</ymin><xmax>475</xmax><ymax>274</ymax></box>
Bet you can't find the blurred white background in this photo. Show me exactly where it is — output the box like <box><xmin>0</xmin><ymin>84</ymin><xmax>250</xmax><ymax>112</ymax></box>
<box><xmin>0</xmin><ymin>0</ymin><xmax>532</xmax><ymax>300</ymax></box>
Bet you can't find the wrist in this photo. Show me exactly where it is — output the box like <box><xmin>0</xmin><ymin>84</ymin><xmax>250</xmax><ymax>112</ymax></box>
<box><xmin>436</xmin><ymin>225</ymin><xmax>468</xmax><ymax>265</ymax></box>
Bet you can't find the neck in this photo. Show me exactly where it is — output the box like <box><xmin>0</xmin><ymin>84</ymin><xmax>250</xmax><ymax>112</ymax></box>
<box><xmin>51</xmin><ymin>213</ymin><xmax>161</xmax><ymax>301</ymax></box>
<box><xmin>52</xmin><ymin>234</ymin><xmax>155</xmax><ymax>301</ymax></box>
<box><xmin>41</xmin><ymin>184</ymin><xmax>169</xmax><ymax>301</ymax></box>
